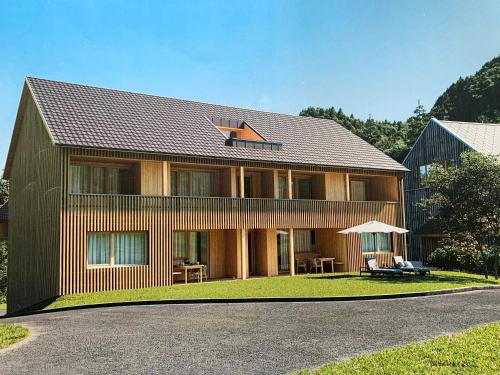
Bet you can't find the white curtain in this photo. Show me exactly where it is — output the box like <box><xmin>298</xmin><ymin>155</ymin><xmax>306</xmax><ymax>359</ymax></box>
<box><xmin>70</xmin><ymin>165</ymin><xmax>90</xmax><ymax>194</ymax></box>
<box><xmin>277</xmin><ymin>232</ymin><xmax>289</xmax><ymax>271</ymax></box>
<box><xmin>114</xmin><ymin>232</ymin><xmax>146</xmax><ymax>265</ymax></box>
<box><xmin>294</xmin><ymin>230</ymin><xmax>313</xmax><ymax>254</ymax></box>
<box><xmin>192</xmin><ymin>172</ymin><xmax>213</xmax><ymax>196</ymax></box>
<box><xmin>88</xmin><ymin>233</ymin><xmax>110</xmax><ymax>265</ymax></box>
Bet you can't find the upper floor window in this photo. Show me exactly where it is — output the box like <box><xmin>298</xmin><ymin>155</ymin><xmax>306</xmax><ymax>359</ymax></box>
<box><xmin>70</xmin><ymin>163</ymin><xmax>131</xmax><ymax>194</ymax></box>
<box><xmin>350</xmin><ymin>179</ymin><xmax>367</xmax><ymax>201</ymax></box>
<box><xmin>278</xmin><ymin>175</ymin><xmax>288</xmax><ymax>199</ymax></box>
<box><xmin>292</xmin><ymin>177</ymin><xmax>312</xmax><ymax>199</ymax></box>
<box><xmin>171</xmin><ymin>170</ymin><xmax>214</xmax><ymax>197</ymax></box>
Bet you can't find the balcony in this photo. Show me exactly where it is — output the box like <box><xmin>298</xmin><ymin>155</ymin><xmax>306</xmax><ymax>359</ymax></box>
<box><xmin>65</xmin><ymin>195</ymin><xmax>403</xmax><ymax>231</ymax></box>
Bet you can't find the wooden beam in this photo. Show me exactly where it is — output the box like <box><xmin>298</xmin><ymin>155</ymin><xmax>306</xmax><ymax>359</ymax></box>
<box><xmin>239</xmin><ymin>166</ymin><xmax>245</xmax><ymax>198</ymax></box>
<box><xmin>287</xmin><ymin>169</ymin><xmax>293</xmax><ymax>199</ymax></box>
<box><xmin>230</xmin><ymin>167</ymin><xmax>237</xmax><ymax>197</ymax></box>
<box><xmin>162</xmin><ymin>161</ymin><xmax>170</xmax><ymax>196</ymax></box>
<box><xmin>273</xmin><ymin>170</ymin><xmax>279</xmax><ymax>199</ymax></box>
<box><xmin>241</xmin><ymin>228</ymin><xmax>247</xmax><ymax>280</ymax></box>
<box><xmin>288</xmin><ymin>228</ymin><xmax>295</xmax><ymax>276</ymax></box>
<box><xmin>345</xmin><ymin>173</ymin><xmax>350</xmax><ymax>201</ymax></box>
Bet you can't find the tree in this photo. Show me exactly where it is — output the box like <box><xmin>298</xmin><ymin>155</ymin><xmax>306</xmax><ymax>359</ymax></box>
<box><xmin>0</xmin><ymin>177</ymin><xmax>7</xmax><ymax>206</ymax></box>
<box><xmin>421</xmin><ymin>152</ymin><xmax>500</xmax><ymax>279</ymax></box>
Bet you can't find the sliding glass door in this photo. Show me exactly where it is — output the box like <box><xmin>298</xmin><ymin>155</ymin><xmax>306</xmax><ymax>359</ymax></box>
<box><xmin>173</xmin><ymin>231</ymin><xmax>208</xmax><ymax>264</ymax></box>
<box><xmin>277</xmin><ymin>230</ymin><xmax>289</xmax><ymax>272</ymax></box>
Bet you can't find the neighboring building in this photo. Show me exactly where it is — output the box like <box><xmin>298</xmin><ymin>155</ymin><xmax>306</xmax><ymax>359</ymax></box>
<box><xmin>0</xmin><ymin>202</ymin><xmax>7</xmax><ymax>239</ymax></box>
<box><xmin>403</xmin><ymin>118</ymin><xmax>500</xmax><ymax>262</ymax></box>
<box><xmin>4</xmin><ymin>77</ymin><xmax>407</xmax><ymax>313</ymax></box>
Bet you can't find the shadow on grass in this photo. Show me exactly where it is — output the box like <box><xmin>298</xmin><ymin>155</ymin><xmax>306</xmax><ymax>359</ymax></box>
<box><xmin>304</xmin><ymin>274</ymin><xmax>359</xmax><ymax>280</ymax></box>
<box><xmin>307</xmin><ymin>273</ymin><xmax>498</xmax><ymax>285</ymax></box>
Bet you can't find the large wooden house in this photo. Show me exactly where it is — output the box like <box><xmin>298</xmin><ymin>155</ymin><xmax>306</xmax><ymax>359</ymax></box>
<box><xmin>403</xmin><ymin>118</ymin><xmax>500</xmax><ymax>262</ymax></box>
<box><xmin>5</xmin><ymin>77</ymin><xmax>408</xmax><ymax>312</ymax></box>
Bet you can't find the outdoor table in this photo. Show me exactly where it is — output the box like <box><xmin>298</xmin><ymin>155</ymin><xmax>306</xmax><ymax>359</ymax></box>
<box><xmin>319</xmin><ymin>257</ymin><xmax>335</xmax><ymax>273</ymax></box>
<box><xmin>174</xmin><ymin>264</ymin><xmax>203</xmax><ymax>284</ymax></box>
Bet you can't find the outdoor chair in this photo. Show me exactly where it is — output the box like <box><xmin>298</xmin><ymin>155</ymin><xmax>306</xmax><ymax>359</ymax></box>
<box><xmin>360</xmin><ymin>257</ymin><xmax>403</xmax><ymax>277</ymax></box>
<box><xmin>202</xmin><ymin>264</ymin><xmax>209</xmax><ymax>281</ymax></box>
<box><xmin>393</xmin><ymin>256</ymin><xmax>430</xmax><ymax>276</ymax></box>
<box><xmin>296</xmin><ymin>258</ymin><xmax>308</xmax><ymax>274</ymax></box>
<box><xmin>310</xmin><ymin>258</ymin><xmax>322</xmax><ymax>273</ymax></box>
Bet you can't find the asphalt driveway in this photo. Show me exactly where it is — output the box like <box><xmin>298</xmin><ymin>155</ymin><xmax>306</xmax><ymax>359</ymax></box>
<box><xmin>1</xmin><ymin>290</ymin><xmax>499</xmax><ymax>374</ymax></box>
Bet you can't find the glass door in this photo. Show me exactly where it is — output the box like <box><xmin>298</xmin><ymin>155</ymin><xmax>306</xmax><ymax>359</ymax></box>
<box><xmin>277</xmin><ymin>230</ymin><xmax>289</xmax><ymax>272</ymax></box>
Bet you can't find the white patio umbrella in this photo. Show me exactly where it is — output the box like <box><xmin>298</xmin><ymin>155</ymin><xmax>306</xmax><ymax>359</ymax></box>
<box><xmin>338</xmin><ymin>220</ymin><xmax>408</xmax><ymax>254</ymax></box>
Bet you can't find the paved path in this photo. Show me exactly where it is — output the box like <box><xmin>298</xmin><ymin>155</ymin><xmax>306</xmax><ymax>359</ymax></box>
<box><xmin>1</xmin><ymin>290</ymin><xmax>499</xmax><ymax>375</ymax></box>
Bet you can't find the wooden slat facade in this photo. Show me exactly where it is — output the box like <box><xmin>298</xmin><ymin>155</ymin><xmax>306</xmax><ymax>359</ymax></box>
<box><xmin>7</xmin><ymin>93</ymin><xmax>61</xmax><ymax>313</ymax></box>
<box><xmin>403</xmin><ymin>119</ymin><xmax>472</xmax><ymax>261</ymax></box>
<box><xmin>7</xmin><ymin>92</ymin><xmax>407</xmax><ymax>313</ymax></box>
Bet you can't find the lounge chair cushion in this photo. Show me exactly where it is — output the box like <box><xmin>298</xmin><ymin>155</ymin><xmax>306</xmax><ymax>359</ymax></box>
<box><xmin>404</xmin><ymin>261</ymin><xmax>414</xmax><ymax>269</ymax></box>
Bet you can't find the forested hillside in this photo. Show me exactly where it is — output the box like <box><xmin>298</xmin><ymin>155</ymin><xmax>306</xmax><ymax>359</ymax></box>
<box><xmin>300</xmin><ymin>55</ymin><xmax>500</xmax><ymax>161</ymax></box>
<box><xmin>431</xmin><ymin>55</ymin><xmax>500</xmax><ymax>122</ymax></box>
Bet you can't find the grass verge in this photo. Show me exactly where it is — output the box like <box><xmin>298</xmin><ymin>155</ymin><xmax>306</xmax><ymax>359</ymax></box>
<box><xmin>0</xmin><ymin>303</ymin><xmax>6</xmax><ymax>310</ymax></box>
<box><xmin>0</xmin><ymin>323</ymin><xmax>29</xmax><ymax>350</ymax></box>
<box><xmin>39</xmin><ymin>271</ymin><xmax>499</xmax><ymax>310</ymax></box>
<box><xmin>295</xmin><ymin>322</ymin><xmax>500</xmax><ymax>375</ymax></box>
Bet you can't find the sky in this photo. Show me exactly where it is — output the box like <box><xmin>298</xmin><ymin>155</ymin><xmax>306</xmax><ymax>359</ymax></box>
<box><xmin>1</xmin><ymin>0</ymin><xmax>499</xmax><ymax>169</ymax></box>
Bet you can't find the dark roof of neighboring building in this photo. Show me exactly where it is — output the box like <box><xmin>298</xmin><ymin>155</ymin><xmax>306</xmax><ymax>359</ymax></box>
<box><xmin>5</xmin><ymin>77</ymin><xmax>407</xmax><ymax>176</ymax></box>
<box><xmin>0</xmin><ymin>202</ymin><xmax>8</xmax><ymax>223</ymax></box>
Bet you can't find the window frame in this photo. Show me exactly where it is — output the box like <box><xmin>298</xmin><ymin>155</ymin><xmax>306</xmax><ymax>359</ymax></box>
<box><xmin>361</xmin><ymin>232</ymin><xmax>393</xmax><ymax>254</ymax></box>
<box><xmin>172</xmin><ymin>230</ymin><xmax>209</xmax><ymax>264</ymax></box>
<box><xmin>170</xmin><ymin>168</ymin><xmax>216</xmax><ymax>197</ymax></box>
<box><xmin>70</xmin><ymin>161</ymin><xmax>132</xmax><ymax>195</ymax></box>
<box><xmin>292</xmin><ymin>175</ymin><xmax>313</xmax><ymax>199</ymax></box>
<box><xmin>87</xmin><ymin>231</ymin><xmax>148</xmax><ymax>268</ymax></box>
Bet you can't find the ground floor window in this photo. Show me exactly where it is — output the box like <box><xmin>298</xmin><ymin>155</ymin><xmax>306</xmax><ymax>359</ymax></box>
<box><xmin>87</xmin><ymin>232</ymin><xmax>147</xmax><ymax>266</ymax></box>
<box><xmin>173</xmin><ymin>231</ymin><xmax>208</xmax><ymax>264</ymax></box>
<box><xmin>293</xmin><ymin>229</ymin><xmax>316</xmax><ymax>254</ymax></box>
<box><xmin>361</xmin><ymin>233</ymin><xmax>392</xmax><ymax>253</ymax></box>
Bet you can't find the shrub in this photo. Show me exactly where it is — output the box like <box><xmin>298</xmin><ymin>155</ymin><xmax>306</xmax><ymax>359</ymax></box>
<box><xmin>0</xmin><ymin>240</ymin><xmax>6</xmax><ymax>303</ymax></box>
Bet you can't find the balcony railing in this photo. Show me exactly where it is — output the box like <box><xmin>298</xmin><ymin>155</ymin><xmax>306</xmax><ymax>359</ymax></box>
<box><xmin>65</xmin><ymin>195</ymin><xmax>402</xmax><ymax>230</ymax></box>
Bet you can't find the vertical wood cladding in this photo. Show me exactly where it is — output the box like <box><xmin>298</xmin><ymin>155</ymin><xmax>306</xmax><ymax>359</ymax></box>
<box><xmin>7</xmin><ymin>93</ymin><xmax>61</xmax><ymax>313</ymax></box>
<box><xmin>403</xmin><ymin>120</ymin><xmax>472</xmax><ymax>260</ymax></box>
<box><xmin>9</xmin><ymin>125</ymin><xmax>405</xmax><ymax>309</ymax></box>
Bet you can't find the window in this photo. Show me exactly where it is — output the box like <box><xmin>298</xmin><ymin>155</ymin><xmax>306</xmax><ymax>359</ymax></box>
<box><xmin>293</xmin><ymin>230</ymin><xmax>316</xmax><ymax>254</ymax></box>
<box><xmin>87</xmin><ymin>232</ymin><xmax>147</xmax><ymax>266</ymax></box>
<box><xmin>170</xmin><ymin>170</ymin><xmax>214</xmax><ymax>197</ymax></box>
<box><xmin>172</xmin><ymin>231</ymin><xmax>208</xmax><ymax>264</ymax></box>
<box><xmin>292</xmin><ymin>177</ymin><xmax>312</xmax><ymax>199</ymax></box>
<box><xmin>361</xmin><ymin>233</ymin><xmax>392</xmax><ymax>253</ymax></box>
<box><xmin>70</xmin><ymin>163</ymin><xmax>131</xmax><ymax>194</ymax></box>
<box><xmin>278</xmin><ymin>175</ymin><xmax>288</xmax><ymax>199</ymax></box>
<box><xmin>277</xmin><ymin>230</ymin><xmax>289</xmax><ymax>271</ymax></box>
<box><xmin>350</xmin><ymin>179</ymin><xmax>367</xmax><ymax>201</ymax></box>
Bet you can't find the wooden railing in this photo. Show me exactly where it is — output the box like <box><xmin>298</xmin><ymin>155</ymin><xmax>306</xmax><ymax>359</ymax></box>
<box><xmin>65</xmin><ymin>195</ymin><xmax>403</xmax><ymax>230</ymax></box>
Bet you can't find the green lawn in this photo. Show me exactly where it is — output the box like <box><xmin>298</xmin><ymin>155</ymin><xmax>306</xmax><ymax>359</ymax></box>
<box><xmin>0</xmin><ymin>323</ymin><xmax>29</xmax><ymax>350</ymax></box>
<box><xmin>0</xmin><ymin>303</ymin><xmax>6</xmax><ymax>310</ymax></box>
<box><xmin>40</xmin><ymin>271</ymin><xmax>499</xmax><ymax>310</ymax></box>
<box><xmin>296</xmin><ymin>322</ymin><xmax>500</xmax><ymax>375</ymax></box>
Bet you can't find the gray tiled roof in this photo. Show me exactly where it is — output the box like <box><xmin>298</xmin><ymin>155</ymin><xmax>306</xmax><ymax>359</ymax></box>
<box><xmin>0</xmin><ymin>202</ymin><xmax>7</xmax><ymax>223</ymax></box>
<box><xmin>438</xmin><ymin>120</ymin><xmax>500</xmax><ymax>155</ymax></box>
<box><xmin>26</xmin><ymin>77</ymin><xmax>406</xmax><ymax>171</ymax></box>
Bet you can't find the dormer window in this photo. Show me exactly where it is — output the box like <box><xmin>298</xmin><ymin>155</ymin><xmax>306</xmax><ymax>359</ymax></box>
<box><xmin>210</xmin><ymin>117</ymin><xmax>283</xmax><ymax>151</ymax></box>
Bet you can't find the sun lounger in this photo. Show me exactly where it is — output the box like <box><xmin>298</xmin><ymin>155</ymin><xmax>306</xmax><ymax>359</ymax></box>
<box><xmin>393</xmin><ymin>256</ymin><xmax>430</xmax><ymax>276</ymax></box>
<box><xmin>360</xmin><ymin>257</ymin><xmax>403</xmax><ymax>277</ymax></box>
